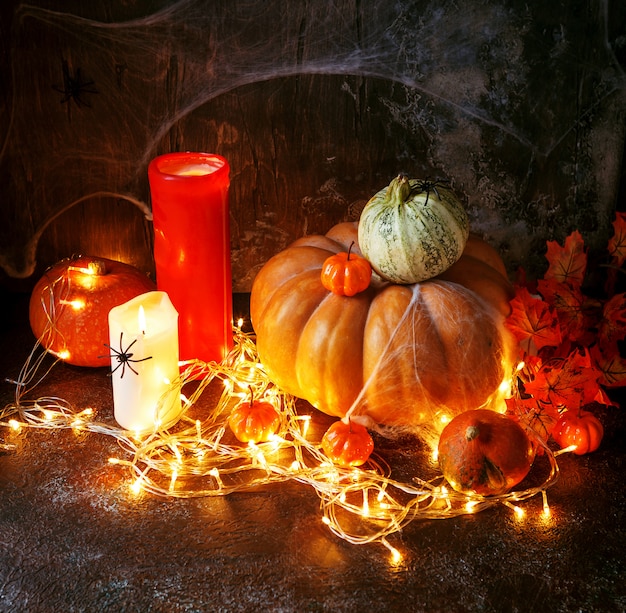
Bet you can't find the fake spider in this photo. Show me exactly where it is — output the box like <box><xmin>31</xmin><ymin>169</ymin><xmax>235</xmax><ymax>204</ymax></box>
<box><xmin>100</xmin><ymin>332</ymin><xmax>152</xmax><ymax>378</ymax></box>
<box><xmin>415</xmin><ymin>179</ymin><xmax>450</xmax><ymax>205</ymax></box>
<box><xmin>53</xmin><ymin>59</ymin><xmax>98</xmax><ymax>108</ymax></box>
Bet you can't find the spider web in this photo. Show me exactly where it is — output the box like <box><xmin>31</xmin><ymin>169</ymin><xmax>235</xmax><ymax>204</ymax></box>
<box><xmin>345</xmin><ymin>279</ymin><xmax>515</xmax><ymax>448</ymax></box>
<box><xmin>0</xmin><ymin>0</ymin><xmax>625</xmax><ymax>284</ymax></box>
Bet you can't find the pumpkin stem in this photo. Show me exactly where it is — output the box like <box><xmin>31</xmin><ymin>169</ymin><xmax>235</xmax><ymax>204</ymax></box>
<box><xmin>85</xmin><ymin>258</ymin><xmax>108</xmax><ymax>276</ymax></box>
<box><xmin>465</xmin><ymin>425</ymin><xmax>480</xmax><ymax>442</ymax></box>
<box><xmin>248</xmin><ymin>385</ymin><xmax>254</xmax><ymax>406</ymax></box>
<box><xmin>386</xmin><ymin>174</ymin><xmax>411</xmax><ymax>207</ymax></box>
<box><xmin>347</xmin><ymin>241</ymin><xmax>355</xmax><ymax>261</ymax></box>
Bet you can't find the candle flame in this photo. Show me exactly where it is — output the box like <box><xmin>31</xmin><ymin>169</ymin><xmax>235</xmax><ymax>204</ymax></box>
<box><xmin>138</xmin><ymin>305</ymin><xmax>147</xmax><ymax>335</ymax></box>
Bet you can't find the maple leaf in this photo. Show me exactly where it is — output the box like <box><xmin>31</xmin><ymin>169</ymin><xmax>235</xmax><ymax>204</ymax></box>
<box><xmin>505</xmin><ymin>396</ymin><xmax>559</xmax><ymax>443</ymax></box>
<box><xmin>597</xmin><ymin>292</ymin><xmax>626</xmax><ymax>346</ymax></box>
<box><xmin>536</xmin><ymin>278</ymin><xmax>591</xmax><ymax>344</ymax></box>
<box><xmin>544</xmin><ymin>230</ymin><xmax>587</xmax><ymax>288</ymax></box>
<box><xmin>505</xmin><ymin>286</ymin><xmax>562</xmax><ymax>355</ymax></box>
<box><xmin>608</xmin><ymin>212</ymin><xmax>626</xmax><ymax>268</ymax></box>
<box><xmin>590</xmin><ymin>344</ymin><xmax>626</xmax><ymax>389</ymax></box>
<box><xmin>523</xmin><ymin>349</ymin><xmax>602</xmax><ymax>410</ymax></box>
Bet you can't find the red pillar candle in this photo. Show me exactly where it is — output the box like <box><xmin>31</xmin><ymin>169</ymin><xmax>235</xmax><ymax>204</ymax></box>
<box><xmin>148</xmin><ymin>152</ymin><xmax>233</xmax><ymax>363</ymax></box>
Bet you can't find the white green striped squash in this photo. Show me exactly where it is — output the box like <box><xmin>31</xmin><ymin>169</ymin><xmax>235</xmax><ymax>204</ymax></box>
<box><xmin>358</xmin><ymin>175</ymin><xmax>469</xmax><ymax>284</ymax></box>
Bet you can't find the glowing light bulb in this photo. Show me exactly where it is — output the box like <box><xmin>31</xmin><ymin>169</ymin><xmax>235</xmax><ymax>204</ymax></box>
<box><xmin>9</xmin><ymin>419</ymin><xmax>20</xmax><ymax>431</ymax></box>
<box><xmin>131</xmin><ymin>478</ymin><xmax>143</xmax><ymax>496</ymax></box>
<box><xmin>382</xmin><ymin>538</ymin><xmax>403</xmax><ymax>565</ymax></box>
<box><xmin>498</xmin><ymin>378</ymin><xmax>511</xmax><ymax>394</ymax></box>
<box><xmin>554</xmin><ymin>444</ymin><xmax>577</xmax><ymax>456</ymax></box>
<box><xmin>209</xmin><ymin>467</ymin><xmax>224</xmax><ymax>489</ymax></box>
<box><xmin>298</xmin><ymin>415</ymin><xmax>311</xmax><ymax>438</ymax></box>
<box><xmin>361</xmin><ymin>490</ymin><xmax>370</xmax><ymax>517</ymax></box>
<box><xmin>171</xmin><ymin>444</ymin><xmax>183</xmax><ymax>464</ymax></box>
<box><xmin>59</xmin><ymin>298</ymin><xmax>86</xmax><ymax>310</ymax></box>
<box><xmin>169</xmin><ymin>469</ymin><xmax>178</xmax><ymax>492</ymax></box>
<box><xmin>503</xmin><ymin>501</ymin><xmax>524</xmax><ymax>518</ymax></box>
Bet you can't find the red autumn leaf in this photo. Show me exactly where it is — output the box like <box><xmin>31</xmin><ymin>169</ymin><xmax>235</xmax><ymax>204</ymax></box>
<box><xmin>536</xmin><ymin>278</ymin><xmax>591</xmax><ymax>344</ymax></box>
<box><xmin>506</xmin><ymin>286</ymin><xmax>562</xmax><ymax>354</ymax></box>
<box><xmin>597</xmin><ymin>292</ymin><xmax>626</xmax><ymax>346</ymax></box>
<box><xmin>545</xmin><ymin>230</ymin><xmax>587</xmax><ymax>288</ymax></box>
<box><xmin>608</xmin><ymin>212</ymin><xmax>626</xmax><ymax>268</ymax></box>
<box><xmin>590</xmin><ymin>344</ymin><xmax>626</xmax><ymax>389</ymax></box>
<box><xmin>505</xmin><ymin>396</ymin><xmax>559</xmax><ymax>443</ymax></box>
<box><xmin>523</xmin><ymin>349</ymin><xmax>602</xmax><ymax>410</ymax></box>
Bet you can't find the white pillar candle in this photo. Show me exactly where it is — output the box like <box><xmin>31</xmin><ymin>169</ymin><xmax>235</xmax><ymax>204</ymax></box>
<box><xmin>107</xmin><ymin>291</ymin><xmax>182</xmax><ymax>433</ymax></box>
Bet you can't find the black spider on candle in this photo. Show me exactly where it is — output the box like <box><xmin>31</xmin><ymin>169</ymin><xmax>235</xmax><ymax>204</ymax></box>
<box><xmin>100</xmin><ymin>332</ymin><xmax>152</xmax><ymax>378</ymax></box>
<box><xmin>53</xmin><ymin>59</ymin><xmax>98</xmax><ymax>110</ymax></box>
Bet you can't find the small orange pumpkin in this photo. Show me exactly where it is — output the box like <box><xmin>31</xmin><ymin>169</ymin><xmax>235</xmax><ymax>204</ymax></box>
<box><xmin>29</xmin><ymin>256</ymin><xmax>156</xmax><ymax>367</ymax></box>
<box><xmin>321</xmin><ymin>419</ymin><xmax>374</xmax><ymax>467</ymax></box>
<box><xmin>552</xmin><ymin>409</ymin><xmax>603</xmax><ymax>455</ymax></box>
<box><xmin>437</xmin><ymin>409</ymin><xmax>535</xmax><ymax>496</ymax></box>
<box><xmin>321</xmin><ymin>241</ymin><xmax>372</xmax><ymax>296</ymax></box>
<box><xmin>228</xmin><ymin>388</ymin><xmax>281</xmax><ymax>443</ymax></box>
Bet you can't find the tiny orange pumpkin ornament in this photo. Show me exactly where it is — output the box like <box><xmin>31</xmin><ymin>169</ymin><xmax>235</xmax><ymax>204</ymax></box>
<box><xmin>437</xmin><ymin>409</ymin><xmax>535</xmax><ymax>496</ymax></box>
<box><xmin>321</xmin><ymin>418</ymin><xmax>374</xmax><ymax>467</ymax></box>
<box><xmin>320</xmin><ymin>241</ymin><xmax>372</xmax><ymax>297</ymax></box>
<box><xmin>228</xmin><ymin>387</ymin><xmax>281</xmax><ymax>444</ymax></box>
<box><xmin>551</xmin><ymin>409</ymin><xmax>603</xmax><ymax>455</ymax></box>
<box><xmin>29</xmin><ymin>255</ymin><xmax>156</xmax><ymax>367</ymax></box>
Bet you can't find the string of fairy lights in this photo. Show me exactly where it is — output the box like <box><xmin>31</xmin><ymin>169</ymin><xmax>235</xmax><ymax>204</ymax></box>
<box><xmin>1</xmin><ymin>319</ymin><xmax>567</xmax><ymax>563</ymax></box>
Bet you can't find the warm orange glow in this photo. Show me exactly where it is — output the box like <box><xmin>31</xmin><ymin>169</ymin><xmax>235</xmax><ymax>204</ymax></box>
<box><xmin>382</xmin><ymin>538</ymin><xmax>403</xmax><ymax>565</ymax></box>
<box><xmin>59</xmin><ymin>298</ymin><xmax>86</xmax><ymax>310</ymax></box>
<box><xmin>138</xmin><ymin>305</ymin><xmax>147</xmax><ymax>335</ymax></box>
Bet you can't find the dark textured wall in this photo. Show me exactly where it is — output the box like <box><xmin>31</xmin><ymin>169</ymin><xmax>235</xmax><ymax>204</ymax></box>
<box><xmin>1</xmin><ymin>0</ymin><xmax>625</xmax><ymax>292</ymax></box>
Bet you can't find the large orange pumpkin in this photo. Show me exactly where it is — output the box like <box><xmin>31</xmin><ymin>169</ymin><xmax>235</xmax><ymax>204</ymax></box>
<box><xmin>250</xmin><ymin>222</ymin><xmax>515</xmax><ymax>429</ymax></box>
<box><xmin>29</xmin><ymin>255</ymin><xmax>156</xmax><ymax>367</ymax></box>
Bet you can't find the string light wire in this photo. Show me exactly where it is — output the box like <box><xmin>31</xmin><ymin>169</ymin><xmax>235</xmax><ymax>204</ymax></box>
<box><xmin>1</xmin><ymin>322</ymin><xmax>562</xmax><ymax>557</ymax></box>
